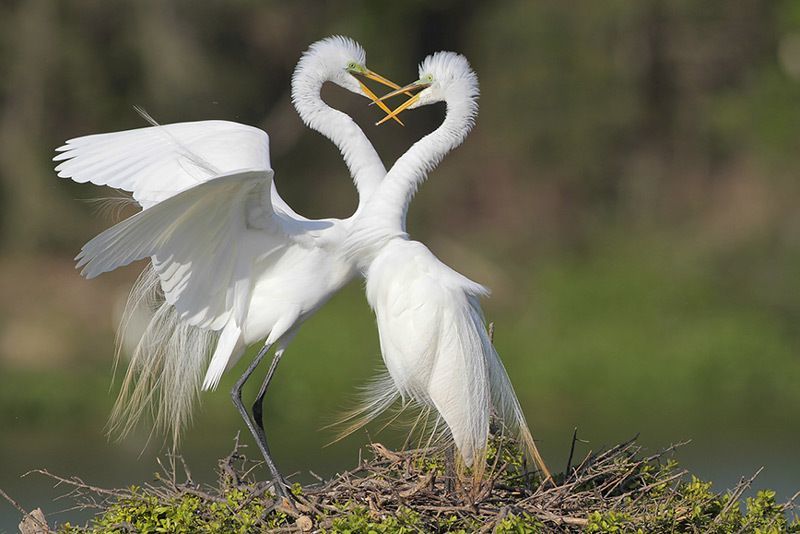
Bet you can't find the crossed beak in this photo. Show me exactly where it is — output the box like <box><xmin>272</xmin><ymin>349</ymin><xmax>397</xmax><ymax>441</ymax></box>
<box><xmin>374</xmin><ymin>81</ymin><xmax>431</xmax><ymax>126</ymax></box>
<box><xmin>353</xmin><ymin>68</ymin><xmax>411</xmax><ymax>126</ymax></box>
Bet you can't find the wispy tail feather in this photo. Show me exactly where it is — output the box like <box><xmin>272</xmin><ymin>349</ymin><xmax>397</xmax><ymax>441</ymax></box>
<box><xmin>132</xmin><ymin>105</ymin><xmax>222</xmax><ymax>179</ymax></box>
<box><xmin>481</xmin><ymin>316</ymin><xmax>552</xmax><ymax>480</ymax></box>
<box><xmin>82</xmin><ymin>193</ymin><xmax>137</xmax><ymax>222</ymax></box>
<box><xmin>108</xmin><ymin>266</ymin><xmax>217</xmax><ymax>449</ymax></box>
<box><xmin>326</xmin><ymin>372</ymin><xmax>401</xmax><ymax>444</ymax></box>
<box><xmin>331</xmin><ymin>306</ymin><xmax>549</xmax><ymax>481</ymax></box>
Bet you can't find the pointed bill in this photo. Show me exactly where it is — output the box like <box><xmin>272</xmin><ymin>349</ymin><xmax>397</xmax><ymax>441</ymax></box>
<box><xmin>370</xmin><ymin>81</ymin><xmax>431</xmax><ymax>105</ymax></box>
<box><xmin>351</xmin><ymin>67</ymin><xmax>407</xmax><ymax>125</ymax></box>
<box><xmin>360</xmin><ymin>82</ymin><xmax>404</xmax><ymax>126</ymax></box>
<box><xmin>376</xmin><ymin>92</ymin><xmax>421</xmax><ymax>126</ymax></box>
<box><xmin>361</xmin><ymin>69</ymin><xmax>416</xmax><ymax>97</ymax></box>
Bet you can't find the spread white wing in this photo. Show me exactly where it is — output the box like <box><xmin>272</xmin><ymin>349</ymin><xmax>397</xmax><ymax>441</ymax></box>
<box><xmin>77</xmin><ymin>170</ymin><xmax>299</xmax><ymax>331</ymax></box>
<box><xmin>55</xmin><ymin>120</ymin><xmax>273</xmax><ymax>208</ymax></box>
<box><xmin>56</xmin><ymin>121</ymin><xmax>320</xmax><ymax>334</ymax></box>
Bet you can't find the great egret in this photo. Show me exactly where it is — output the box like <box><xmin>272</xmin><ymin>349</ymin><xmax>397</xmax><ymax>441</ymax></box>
<box><xmin>53</xmin><ymin>36</ymin><xmax>400</xmax><ymax>496</ymax></box>
<box><xmin>342</xmin><ymin>52</ymin><xmax>552</xmax><ymax>479</ymax></box>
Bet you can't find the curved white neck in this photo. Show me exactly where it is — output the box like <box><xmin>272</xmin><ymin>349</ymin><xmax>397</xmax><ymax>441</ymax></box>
<box><xmin>366</xmin><ymin>94</ymin><xmax>477</xmax><ymax>233</ymax></box>
<box><xmin>291</xmin><ymin>68</ymin><xmax>385</xmax><ymax>207</ymax></box>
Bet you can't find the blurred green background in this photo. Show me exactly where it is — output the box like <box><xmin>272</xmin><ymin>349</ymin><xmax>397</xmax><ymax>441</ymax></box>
<box><xmin>2</xmin><ymin>0</ymin><xmax>800</xmax><ymax>529</ymax></box>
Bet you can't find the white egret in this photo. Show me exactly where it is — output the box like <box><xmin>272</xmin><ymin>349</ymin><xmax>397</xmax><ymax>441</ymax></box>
<box><xmin>53</xmin><ymin>36</ymin><xmax>401</xmax><ymax>496</ymax></box>
<box><xmin>342</xmin><ymin>52</ymin><xmax>552</xmax><ymax>479</ymax></box>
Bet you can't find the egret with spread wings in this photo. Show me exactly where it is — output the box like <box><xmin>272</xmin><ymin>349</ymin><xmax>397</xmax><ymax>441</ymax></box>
<box><xmin>54</xmin><ymin>36</ymin><xmax>399</xmax><ymax>497</ymax></box>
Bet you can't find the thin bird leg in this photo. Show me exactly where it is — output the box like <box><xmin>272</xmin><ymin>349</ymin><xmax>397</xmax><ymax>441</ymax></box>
<box><xmin>444</xmin><ymin>444</ymin><xmax>456</xmax><ymax>493</ymax></box>
<box><xmin>251</xmin><ymin>349</ymin><xmax>285</xmax><ymax>471</ymax></box>
<box><xmin>230</xmin><ymin>343</ymin><xmax>289</xmax><ymax>499</ymax></box>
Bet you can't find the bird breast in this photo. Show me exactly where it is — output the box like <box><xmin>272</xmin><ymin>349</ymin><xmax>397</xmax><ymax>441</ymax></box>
<box><xmin>242</xmin><ymin>244</ymin><xmax>354</xmax><ymax>345</ymax></box>
<box><xmin>364</xmin><ymin>240</ymin><xmax>463</xmax><ymax>394</ymax></box>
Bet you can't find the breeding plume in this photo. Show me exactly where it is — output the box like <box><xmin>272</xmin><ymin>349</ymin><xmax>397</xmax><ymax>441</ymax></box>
<box><xmin>53</xmin><ymin>36</ymin><xmax>400</xmax><ymax>496</ymax></box>
<box><xmin>343</xmin><ymin>52</ymin><xmax>551</xmax><ymax>478</ymax></box>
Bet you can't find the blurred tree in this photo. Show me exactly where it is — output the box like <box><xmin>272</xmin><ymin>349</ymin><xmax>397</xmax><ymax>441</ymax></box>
<box><xmin>0</xmin><ymin>2</ymin><xmax>76</xmax><ymax>252</ymax></box>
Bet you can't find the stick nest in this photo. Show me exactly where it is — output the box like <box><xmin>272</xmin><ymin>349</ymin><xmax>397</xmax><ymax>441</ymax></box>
<box><xmin>8</xmin><ymin>434</ymin><xmax>800</xmax><ymax>533</ymax></box>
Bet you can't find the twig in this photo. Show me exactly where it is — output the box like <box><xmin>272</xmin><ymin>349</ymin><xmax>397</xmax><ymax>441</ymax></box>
<box><xmin>24</xmin><ymin>470</ymin><xmax>123</xmax><ymax>497</ymax></box>
<box><xmin>713</xmin><ymin>467</ymin><xmax>764</xmax><ymax>525</ymax></box>
<box><xmin>0</xmin><ymin>488</ymin><xmax>29</xmax><ymax>516</ymax></box>
<box><xmin>564</xmin><ymin>427</ymin><xmax>580</xmax><ymax>479</ymax></box>
<box><xmin>0</xmin><ymin>488</ymin><xmax>51</xmax><ymax>533</ymax></box>
<box><xmin>527</xmin><ymin>505</ymin><xmax>589</xmax><ymax>527</ymax></box>
<box><xmin>15</xmin><ymin>434</ymin><xmax>788</xmax><ymax>533</ymax></box>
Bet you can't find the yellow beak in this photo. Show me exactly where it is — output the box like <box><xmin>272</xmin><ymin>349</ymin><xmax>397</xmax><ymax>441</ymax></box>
<box><xmin>352</xmin><ymin>68</ymin><xmax>417</xmax><ymax>125</ymax></box>
<box><xmin>374</xmin><ymin>81</ymin><xmax>431</xmax><ymax>126</ymax></box>
<box><xmin>373</xmin><ymin>80</ymin><xmax>430</xmax><ymax>104</ymax></box>
<box><xmin>360</xmin><ymin>69</ymin><xmax>415</xmax><ymax>97</ymax></box>
<box><xmin>376</xmin><ymin>92</ymin><xmax>422</xmax><ymax>126</ymax></box>
<box><xmin>358</xmin><ymin>81</ymin><xmax>403</xmax><ymax>126</ymax></box>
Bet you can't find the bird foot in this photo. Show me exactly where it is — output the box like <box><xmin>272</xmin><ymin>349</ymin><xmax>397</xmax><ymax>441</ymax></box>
<box><xmin>271</xmin><ymin>478</ymin><xmax>302</xmax><ymax>514</ymax></box>
<box><xmin>270</xmin><ymin>473</ymin><xmax>293</xmax><ymax>499</ymax></box>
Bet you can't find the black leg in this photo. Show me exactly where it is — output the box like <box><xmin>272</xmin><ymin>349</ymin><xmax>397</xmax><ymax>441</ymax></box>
<box><xmin>251</xmin><ymin>348</ymin><xmax>284</xmax><ymax>434</ymax></box>
<box><xmin>230</xmin><ymin>343</ymin><xmax>289</xmax><ymax>499</ymax></box>
<box><xmin>250</xmin><ymin>349</ymin><xmax>289</xmax><ymax>495</ymax></box>
<box><xmin>445</xmin><ymin>444</ymin><xmax>456</xmax><ymax>493</ymax></box>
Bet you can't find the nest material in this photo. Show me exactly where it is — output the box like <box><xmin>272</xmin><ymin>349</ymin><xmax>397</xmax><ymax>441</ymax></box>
<box><xmin>8</xmin><ymin>433</ymin><xmax>800</xmax><ymax>533</ymax></box>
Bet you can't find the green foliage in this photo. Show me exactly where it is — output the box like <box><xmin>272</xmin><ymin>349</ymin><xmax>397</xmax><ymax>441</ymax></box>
<box><xmin>582</xmin><ymin>478</ymin><xmax>800</xmax><ymax>533</ymax></box>
<box><xmin>48</xmin><ymin>437</ymin><xmax>798</xmax><ymax>534</ymax></box>
<box><xmin>54</xmin><ymin>478</ymin><xmax>797</xmax><ymax>533</ymax></box>
<box><xmin>745</xmin><ymin>490</ymin><xmax>797</xmax><ymax>533</ymax></box>
<box><xmin>585</xmin><ymin>511</ymin><xmax>633</xmax><ymax>533</ymax></box>
<box><xmin>326</xmin><ymin>506</ymin><xmax>421</xmax><ymax>533</ymax></box>
<box><xmin>494</xmin><ymin>512</ymin><xmax>544</xmax><ymax>533</ymax></box>
<box><xmin>58</xmin><ymin>485</ymin><xmax>285</xmax><ymax>534</ymax></box>
<box><xmin>411</xmin><ymin>454</ymin><xmax>444</xmax><ymax>475</ymax></box>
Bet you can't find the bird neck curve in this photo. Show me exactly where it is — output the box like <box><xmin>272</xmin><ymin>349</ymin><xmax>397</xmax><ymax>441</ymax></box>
<box><xmin>291</xmin><ymin>62</ymin><xmax>386</xmax><ymax>210</ymax></box>
<box><xmin>344</xmin><ymin>92</ymin><xmax>478</xmax><ymax>271</ymax></box>
<box><xmin>366</xmin><ymin>91</ymin><xmax>477</xmax><ymax>234</ymax></box>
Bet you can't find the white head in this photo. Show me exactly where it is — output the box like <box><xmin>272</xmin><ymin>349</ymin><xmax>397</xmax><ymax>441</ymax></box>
<box><xmin>300</xmin><ymin>36</ymin><xmax>367</xmax><ymax>93</ymax></box>
<box><xmin>410</xmin><ymin>52</ymin><xmax>479</xmax><ymax>108</ymax></box>
<box><xmin>375</xmin><ymin>51</ymin><xmax>479</xmax><ymax>124</ymax></box>
<box><xmin>293</xmin><ymin>36</ymin><xmax>403</xmax><ymax>122</ymax></box>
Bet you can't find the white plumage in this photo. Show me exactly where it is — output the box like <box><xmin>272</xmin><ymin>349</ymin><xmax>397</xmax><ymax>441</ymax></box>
<box><xmin>54</xmin><ymin>36</ymin><xmax>403</xmax><ymax>495</ymax></box>
<box><xmin>55</xmin><ymin>120</ymin><xmax>272</xmax><ymax>209</ymax></box>
<box><xmin>344</xmin><ymin>52</ymin><xmax>551</xmax><ymax>477</ymax></box>
<box><xmin>54</xmin><ymin>39</ymin><xmax>550</xmax><ymax>492</ymax></box>
<box><xmin>364</xmin><ymin>240</ymin><xmax>492</xmax><ymax>466</ymax></box>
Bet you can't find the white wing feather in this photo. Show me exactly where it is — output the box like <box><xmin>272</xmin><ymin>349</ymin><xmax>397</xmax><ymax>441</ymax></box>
<box><xmin>76</xmin><ymin>170</ymin><xmax>291</xmax><ymax>331</ymax></box>
<box><xmin>58</xmin><ymin>120</ymin><xmax>306</xmax><ymax>332</ymax></box>
<box><xmin>54</xmin><ymin>121</ymin><xmax>272</xmax><ymax>208</ymax></box>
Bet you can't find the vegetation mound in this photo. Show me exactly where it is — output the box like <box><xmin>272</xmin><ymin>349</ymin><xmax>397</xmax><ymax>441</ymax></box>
<box><xmin>8</xmin><ymin>435</ymin><xmax>799</xmax><ymax>533</ymax></box>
